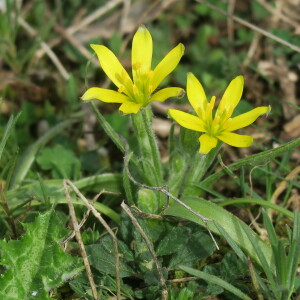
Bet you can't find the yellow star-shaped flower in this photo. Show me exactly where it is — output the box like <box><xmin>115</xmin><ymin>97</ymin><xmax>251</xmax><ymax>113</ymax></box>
<box><xmin>82</xmin><ymin>25</ymin><xmax>185</xmax><ymax>114</ymax></box>
<box><xmin>168</xmin><ymin>73</ymin><xmax>271</xmax><ymax>154</ymax></box>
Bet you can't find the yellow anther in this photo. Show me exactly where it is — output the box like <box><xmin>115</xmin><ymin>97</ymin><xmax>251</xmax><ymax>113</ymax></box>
<box><xmin>118</xmin><ymin>86</ymin><xmax>125</xmax><ymax>93</ymax></box>
<box><xmin>147</xmin><ymin>70</ymin><xmax>154</xmax><ymax>79</ymax></box>
<box><xmin>121</xmin><ymin>70</ymin><xmax>128</xmax><ymax>81</ymax></box>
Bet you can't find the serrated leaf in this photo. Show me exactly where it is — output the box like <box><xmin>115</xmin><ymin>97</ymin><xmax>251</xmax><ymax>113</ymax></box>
<box><xmin>36</xmin><ymin>144</ymin><xmax>80</xmax><ymax>179</ymax></box>
<box><xmin>0</xmin><ymin>210</ymin><xmax>83</xmax><ymax>300</ymax></box>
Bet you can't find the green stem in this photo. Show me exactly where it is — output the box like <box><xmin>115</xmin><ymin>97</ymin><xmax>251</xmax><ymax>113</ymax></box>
<box><xmin>181</xmin><ymin>143</ymin><xmax>221</xmax><ymax>197</ymax></box>
<box><xmin>131</xmin><ymin>107</ymin><xmax>163</xmax><ymax>186</ymax></box>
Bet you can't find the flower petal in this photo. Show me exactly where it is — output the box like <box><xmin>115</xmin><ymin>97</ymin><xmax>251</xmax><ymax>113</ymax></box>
<box><xmin>132</xmin><ymin>25</ymin><xmax>153</xmax><ymax>81</ymax></box>
<box><xmin>199</xmin><ymin>134</ymin><xmax>218</xmax><ymax>154</ymax></box>
<box><xmin>119</xmin><ymin>101</ymin><xmax>143</xmax><ymax>114</ymax></box>
<box><xmin>150</xmin><ymin>43</ymin><xmax>184</xmax><ymax>92</ymax></box>
<box><xmin>168</xmin><ymin>109</ymin><xmax>206</xmax><ymax>132</ymax></box>
<box><xmin>187</xmin><ymin>73</ymin><xmax>208</xmax><ymax>117</ymax></box>
<box><xmin>217</xmin><ymin>131</ymin><xmax>253</xmax><ymax>148</ymax></box>
<box><xmin>91</xmin><ymin>44</ymin><xmax>133</xmax><ymax>88</ymax></box>
<box><xmin>226</xmin><ymin>106</ymin><xmax>271</xmax><ymax>131</ymax></box>
<box><xmin>150</xmin><ymin>87</ymin><xmax>184</xmax><ymax>102</ymax></box>
<box><xmin>217</xmin><ymin>75</ymin><xmax>244</xmax><ymax>118</ymax></box>
<box><xmin>81</xmin><ymin>87</ymin><xmax>128</xmax><ymax>103</ymax></box>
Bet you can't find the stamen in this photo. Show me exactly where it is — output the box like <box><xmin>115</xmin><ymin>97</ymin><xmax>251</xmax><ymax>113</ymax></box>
<box><xmin>133</xmin><ymin>84</ymin><xmax>139</xmax><ymax>95</ymax></box>
<box><xmin>118</xmin><ymin>86</ymin><xmax>125</xmax><ymax>93</ymax></box>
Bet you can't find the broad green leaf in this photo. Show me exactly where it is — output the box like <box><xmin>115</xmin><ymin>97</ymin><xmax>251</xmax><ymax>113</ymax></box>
<box><xmin>0</xmin><ymin>210</ymin><xmax>83</xmax><ymax>300</ymax></box>
<box><xmin>36</xmin><ymin>144</ymin><xmax>81</xmax><ymax>179</ymax></box>
<box><xmin>85</xmin><ymin>235</ymin><xmax>134</xmax><ymax>278</ymax></box>
<box><xmin>169</xmin><ymin>231</ymin><xmax>216</xmax><ymax>268</ymax></box>
<box><xmin>156</xmin><ymin>226</ymin><xmax>191</xmax><ymax>256</ymax></box>
<box><xmin>166</xmin><ymin>197</ymin><xmax>273</xmax><ymax>272</ymax></box>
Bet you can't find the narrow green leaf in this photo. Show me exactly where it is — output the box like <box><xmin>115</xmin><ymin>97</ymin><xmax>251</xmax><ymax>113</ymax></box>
<box><xmin>0</xmin><ymin>112</ymin><xmax>21</xmax><ymax>160</ymax></box>
<box><xmin>10</xmin><ymin>118</ymin><xmax>78</xmax><ymax>188</ymax></box>
<box><xmin>219</xmin><ymin>198</ymin><xmax>293</xmax><ymax>219</ymax></box>
<box><xmin>202</xmin><ymin>137</ymin><xmax>300</xmax><ymax>187</ymax></box>
<box><xmin>0</xmin><ymin>210</ymin><xmax>83</xmax><ymax>300</ymax></box>
<box><xmin>165</xmin><ymin>197</ymin><xmax>273</xmax><ymax>272</ymax></box>
<box><xmin>179</xmin><ymin>265</ymin><xmax>252</xmax><ymax>300</ymax></box>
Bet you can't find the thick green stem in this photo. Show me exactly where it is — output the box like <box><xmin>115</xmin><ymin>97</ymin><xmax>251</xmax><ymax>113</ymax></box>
<box><xmin>131</xmin><ymin>107</ymin><xmax>163</xmax><ymax>186</ymax></box>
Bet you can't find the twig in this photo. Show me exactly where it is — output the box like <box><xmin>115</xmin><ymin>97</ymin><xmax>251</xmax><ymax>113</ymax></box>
<box><xmin>0</xmin><ymin>184</ymin><xmax>18</xmax><ymax>238</ymax></box>
<box><xmin>64</xmin><ymin>180</ymin><xmax>121</xmax><ymax>300</ymax></box>
<box><xmin>17</xmin><ymin>17</ymin><xmax>69</xmax><ymax>79</ymax></box>
<box><xmin>63</xmin><ymin>181</ymin><xmax>98</xmax><ymax>300</ymax></box>
<box><xmin>256</xmin><ymin>0</ymin><xmax>300</xmax><ymax>31</ymax></box>
<box><xmin>67</xmin><ymin>0</ymin><xmax>123</xmax><ymax>36</ymax></box>
<box><xmin>62</xmin><ymin>190</ymin><xmax>115</xmax><ymax>246</ymax></box>
<box><xmin>121</xmin><ymin>201</ymin><xmax>168</xmax><ymax>300</ymax></box>
<box><xmin>36</xmin><ymin>0</ymin><xmax>123</xmax><ymax>59</ymax></box>
<box><xmin>169</xmin><ymin>277</ymin><xmax>199</xmax><ymax>283</ymax></box>
<box><xmin>196</xmin><ymin>0</ymin><xmax>300</xmax><ymax>53</ymax></box>
<box><xmin>227</xmin><ymin>0</ymin><xmax>236</xmax><ymax>41</ymax></box>
<box><xmin>124</xmin><ymin>153</ymin><xmax>219</xmax><ymax>250</ymax></box>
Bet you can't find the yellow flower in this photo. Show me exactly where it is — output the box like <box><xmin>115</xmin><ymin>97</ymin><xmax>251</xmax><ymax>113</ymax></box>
<box><xmin>168</xmin><ymin>73</ymin><xmax>271</xmax><ymax>154</ymax></box>
<box><xmin>82</xmin><ymin>25</ymin><xmax>185</xmax><ymax>114</ymax></box>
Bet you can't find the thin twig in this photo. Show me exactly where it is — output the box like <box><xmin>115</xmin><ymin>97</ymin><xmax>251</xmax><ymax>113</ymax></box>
<box><xmin>124</xmin><ymin>153</ymin><xmax>219</xmax><ymax>250</ymax></box>
<box><xmin>169</xmin><ymin>277</ymin><xmax>199</xmax><ymax>283</ymax></box>
<box><xmin>63</xmin><ymin>181</ymin><xmax>99</xmax><ymax>300</ymax></box>
<box><xmin>227</xmin><ymin>0</ymin><xmax>236</xmax><ymax>41</ymax></box>
<box><xmin>0</xmin><ymin>184</ymin><xmax>18</xmax><ymax>239</ymax></box>
<box><xmin>121</xmin><ymin>201</ymin><xmax>168</xmax><ymax>300</ymax></box>
<box><xmin>17</xmin><ymin>17</ymin><xmax>69</xmax><ymax>79</ymax></box>
<box><xmin>256</xmin><ymin>0</ymin><xmax>300</xmax><ymax>31</ymax></box>
<box><xmin>67</xmin><ymin>0</ymin><xmax>123</xmax><ymax>36</ymax></box>
<box><xmin>64</xmin><ymin>180</ymin><xmax>121</xmax><ymax>300</ymax></box>
<box><xmin>196</xmin><ymin>0</ymin><xmax>300</xmax><ymax>53</ymax></box>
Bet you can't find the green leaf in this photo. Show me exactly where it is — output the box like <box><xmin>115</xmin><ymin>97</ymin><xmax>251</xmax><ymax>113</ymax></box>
<box><xmin>156</xmin><ymin>226</ymin><xmax>191</xmax><ymax>256</ymax></box>
<box><xmin>10</xmin><ymin>118</ymin><xmax>79</xmax><ymax>188</ymax></box>
<box><xmin>202</xmin><ymin>138</ymin><xmax>300</xmax><ymax>187</ymax></box>
<box><xmin>36</xmin><ymin>144</ymin><xmax>81</xmax><ymax>179</ymax></box>
<box><xmin>169</xmin><ymin>231</ymin><xmax>216</xmax><ymax>268</ymax></box>
<box><xmin>0</xmin><ymin>112</ymin><xmax>21</xmax><ymax>160</ymax></box>
<box><xmin>0</xmin><ymin>210</ymin><xmax>83</xmax><ymax>300</ymax></box>
<box><xmin>85</xmin><ymin>235</ymin><xmax>134</xmax><ymax>278</ymax></box>
<box><xmin>180</xmin><ymin>265</ymin><xmax>252</xmax><ymax>300</ymax></box>
<box><xmin>166</xmin><ymin>197</ymin><xmax>273</xmax><ymax>272</ymax></box>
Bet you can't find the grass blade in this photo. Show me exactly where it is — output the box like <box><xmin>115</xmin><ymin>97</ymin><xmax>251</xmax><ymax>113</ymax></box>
<box><xmin>179</xmin><ymin>265</ymin><xmax>252</xmax><ymax>300</ymax></box>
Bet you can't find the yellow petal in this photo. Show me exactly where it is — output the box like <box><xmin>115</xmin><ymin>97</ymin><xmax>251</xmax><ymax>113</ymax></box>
<box><xmin>187</xmin><ymin>73</ymin><xmax>207</xmax><ymax>117</ymax></box>
<box><xmin>217</xmin><ymin>75</ymin><xmax>244</xmax><ymax>118</ymax></box>
<box><xmin>217</xmin><ymin>131</ymin><xmax>253</xmax><ymax>148</ymax></box>
<box><xmin>199</xmin><ymin>134</ymin><xmax>218</xmax><ymax>154</ymax></box>
<box><xmin>81</xmin><ymin>87</ymin><xmax>128</xmax><ymax>103</ymax></box>
<box><xmin>226</xmin><ymin>106</ymin><xmax>271</xmax><ymax>131</ymax></box>
<box><xmin>168</xmin><ymin>109</ymin><xmax>206</xmax><ymax>132</ymax></box>
<box><xmin>91</xmin><ymin>44</ymin><xmax>132</xmax><ymax>88</ymax></box>
<box><xmin>119</xmin><ymin>101</ymin><xmax>143</xmax><ymax>114</ymax></box>
<box><xmin>132</xmin><ymin>26</ymin><xmax>152</xmax><ymax>81</ymax></box>
<box><xmin>150</xmin><ymin>87</ymin><xmax>184</xmax><ymax>102</ymax></box>
<box><xmin>150</xmin><ymin>43</ymin><xmax>184</xmax><ymax>92</ymax></box>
